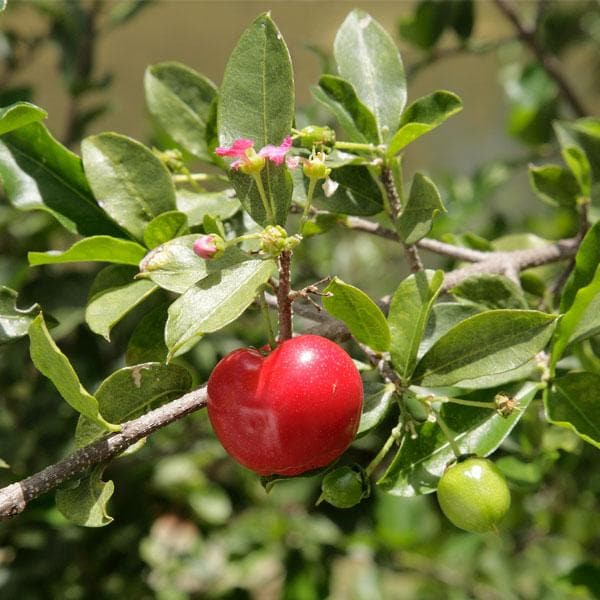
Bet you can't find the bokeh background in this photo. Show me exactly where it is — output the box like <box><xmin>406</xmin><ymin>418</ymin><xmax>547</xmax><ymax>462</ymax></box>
<box><xmin>1</xmin><ymin>1</ymin><xmax>599</xmax><ymax>598</ymax></box>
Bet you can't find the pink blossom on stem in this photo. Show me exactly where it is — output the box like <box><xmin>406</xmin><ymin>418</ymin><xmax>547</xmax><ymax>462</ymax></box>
<box><xmin>215</xmin><ymin>138</ymin><xmax>254</xmax><ymax>158</ymax></box>
<box><xmin>258</xmin><ymin>136</ymin><xmax>293</xmax><ymax>165</ymax></box>
<box><xmin>193</xmin><ymin>235</ymin><xmax>219</xmax><ymax>260</ymax></box>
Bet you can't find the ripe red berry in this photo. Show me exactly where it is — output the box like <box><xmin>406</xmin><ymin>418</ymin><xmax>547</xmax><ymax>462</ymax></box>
<box><xmin>207</xmin><ymin>334</ymin><xmax>363</xmax><ymax>476</ymax></box>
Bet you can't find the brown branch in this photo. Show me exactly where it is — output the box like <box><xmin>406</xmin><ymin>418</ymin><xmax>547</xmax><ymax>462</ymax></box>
<box><xmin>277</xmin><ymin>250</ymin><xmax>293</xmax><ymax>341</ymax></box>
<box><xmin>380</xmin><ymin>166</ymin><xmax>424</xmax><ymax>272</ymax></box>
<box><xmin>0</xmin><ymin>387</ymin><xmax>208</xmax><ymax>519</ymax></box>
<box><xmin>493</xmin><ymin>0</ymin><xmax>587</xmax><ymax>117</ymax></box>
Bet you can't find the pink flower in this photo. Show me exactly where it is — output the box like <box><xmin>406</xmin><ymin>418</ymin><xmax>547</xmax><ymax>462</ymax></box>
<box><xmin>215</xmin><ymin>136</ymin><xmax>294</xmax><ymax>172</ymax></box>
<box><xmin>193</xmin><ymin>235</ymin><xmax>220</xmax><ymax>260</ymax></box>
<box><xmin>258</xmin><ymin>136</ymin><xmax>292</xmax><ymax>166</ymax></box>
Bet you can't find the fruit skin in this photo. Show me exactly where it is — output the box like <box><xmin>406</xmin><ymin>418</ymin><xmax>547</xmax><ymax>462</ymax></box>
<box><xmin>207</xmin><ymin>334</ymin><xmax>363</xmax><ymax>476</ymax></box>
<box><xmin>437</xmin><ymin>457</ymin><xmax>511</xmax><ymax>533</ymax></box>
<box><xmin>320</xmin><ymin>465</ymin><xmax>368</xmax><ymax>508</ymax></box>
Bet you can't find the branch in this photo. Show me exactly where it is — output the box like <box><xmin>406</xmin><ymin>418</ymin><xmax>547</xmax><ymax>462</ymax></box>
<box><xmin>0</xmin><ymin>387</ymin><xmax>208</xmax><ymax>519</ymax></box>
<box><xmin>493</xmin><ymin>0</ymin><xmax>588</xmax><ymax>117</ymax></box>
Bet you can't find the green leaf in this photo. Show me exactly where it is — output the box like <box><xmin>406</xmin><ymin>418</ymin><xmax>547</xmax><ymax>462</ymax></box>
<box><xmin>387</xmin><ymin>91</ymin><xmax>462</xmax><ymax>156</ymax></box>
<box><xmin>166</xmin><ymin>257</ymin><xmax>276</xmax><ymax>358</ymax></box>
<box><xmin>0</xmin><ymin>101</ymin><xmax>47</xmax><ymax>135</ymax></box>
<box><xmin>528</xmin><ymin>164</ymin><xmax>581</xmax><ymax>208</ymax></box>
<box><xmin>562</xmin><ymin>146</ymin><xmax>591</xmax><ymax>196</ymax></box>
<box><xmin>176</xmin><ymin>188</ymin><xmax>240</xmax><ymax>227</ymax></box>
<box><xmin>322</xmin><ymin>277</ymin><xmax>390</xmax><ymax>352</ymax></box>
<box><xmin>218</xmin><ymin>13</ymin><xmax>294</xmax><ymax>226</ymax></box>
<box><xmin>398</xmin><ymin>0</ymin><xmax>452</xmax><ymax>49</ymax></box>
<box><xmin>357</xmin><ymin>382</ymin><xmax>395</xmax><ymax>437</ymax></box>
<box><xmin>389</xmin><ymin>270</ymin><xmax>444</xmax><ymax>380</ymax></box>
<box><xmin>143</xmin><ymin>211</ymin><xmax>189</xmax><ymax>249</ymax></box>
<box><xmin>126</xmin><ymin>304</ymin><xmax>169</xmax><ymax>365</ymax></box>
<box><xmin>311</xmin><ymin>75</ymin><xmax>379</xmax><ymax>144</ymax></box>
<box><xmin>144</xmin><ymin>62</ymin><xmax>217</xmax><ymax>162</ymax></box>
<box><xmin>378</xmin><ymin>381</ymin><xmax>538</xmax><ymax>496</ymax></box>
<box><xmin>75</xmin><ymin>362</ymin><xmax>192</xmax><ymax>447</ymax></box>
<box><xmin>85</xmin><ymin>265</ymin><xmax>158</xmax><ymax>340</ymax></box>
<box><xmin>450</xmin><ymin>274</ymin><xmax>529</xmax><ymax>310</ymax></box>
<box><xmin>334</xmin><ymin>10</ymin><xmax>406</xmax><ymax>139</ymax></box>
<box><xmin>545</xmin><ymin>372</ymin><xmax>600</xmax><ymax>449</ymax></box>
<box><xmin>0</xmin><ymin>286</ymin><xmax>44</xmax><ymax>344</ymax></box>
<box><xmin>551</xmin><ymin>263</ymin><xmax>600</xmax><ymax>369</ymax></box>
<box><xmin>419</xmin><ymin>302</ymin><xmax>482</xmax><ymax>357</ymax></box>
<box><xmin>56</xmin><ymin>466</ymin><xmax>114</xmax><ymax>527</ymax></box>
<box><xmin>451</xmin><ymin>0</ymin><xmax>474</xmax><ymax>40</ymax></box>
<box><xmin>28</xmin><ymin>314</ymin><xmax>118</xmax><ymax>431</ymax></box>
<box><xmin>0</xmin><ymin>122</ymin><xmax>124</xmax><ymax>236</ymax></box>
<box><xmin>413</xmin><ymin>310</ymin><xmax>557</xmax><ymax>387</ymax></box>
<box><xmin>312</xmin><ymin>165</ymin><xmax>383</xmax><ymax>216</ymax></box>
<box><xmin>139</xmin><ymin>237</ymin><xmax>250</xmax><ymax>294</ymax></box>
<box><xmin>82</xmin><ymin>132</ymin><xmax>177</xmax><ymax>241</ymax></box>
<box><xmin>28</xmin><ymin>236</ymin><xmax>146</xmax><ymax>267</ymax></box>
<box><xmin>561</xmin><ymin>221</ymin><xmax>600</xmax><ymax>312</ymax></box>
<box><xmin>396</xmin><ymin>173</ymin><xmax>445</xmax><ymax>244</ymax></box>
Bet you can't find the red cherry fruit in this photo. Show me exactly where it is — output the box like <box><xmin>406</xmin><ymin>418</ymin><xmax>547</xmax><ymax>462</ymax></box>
<box><xmin>207</xmin><ymin>334</ymin><xmax>363</xmax><ymax>476</ymax></box>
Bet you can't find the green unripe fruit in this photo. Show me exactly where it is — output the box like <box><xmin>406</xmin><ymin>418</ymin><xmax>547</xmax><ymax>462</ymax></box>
<box><xmin>437</xmin><ymin>457</ymin><xmax>511</xmax><ymax>533</ymax></box>
<box><xmin>320</xmin><ymin>466</ymin><xmax>367</xmax><ymax>508</ymax></box>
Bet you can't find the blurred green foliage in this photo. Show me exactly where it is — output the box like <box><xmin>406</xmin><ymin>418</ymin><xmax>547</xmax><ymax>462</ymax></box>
<box><xmin>0</xmin><ymin>1</ymin><xmax>599</xmax><ymax>598</ymax></box>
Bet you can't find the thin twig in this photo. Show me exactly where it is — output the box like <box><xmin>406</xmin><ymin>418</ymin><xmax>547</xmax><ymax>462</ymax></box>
<box><xmin>493</xmin><ymin>0</ymin><xmax>587</xmax><ymax>117</ymax></box>
<box><xmin>0</xmin><ymin>387</ymin><xmax>208</xmax><ymax>519</ymax></box>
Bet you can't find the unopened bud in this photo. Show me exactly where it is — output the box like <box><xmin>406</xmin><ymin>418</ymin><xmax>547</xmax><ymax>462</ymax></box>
<box><xmin>260</xmin><ymin>226</ymin><xmax>301</xmax><ymax>257</ymax></box>
<box><xmin>193</xmin><ymin>234</ymin><xmax>224</xmax><ymax>260</ymax></box>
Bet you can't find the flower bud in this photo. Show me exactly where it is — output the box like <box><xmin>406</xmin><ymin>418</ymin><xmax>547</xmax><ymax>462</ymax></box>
<box><xmin>193</xmin><ymin>234</ymin><xmax>224</xmax><ymax>260</ymax></box>
<box><xmin>297</xmin><ymin>125</ymin><xmax>336</xmax><ymax>149</ymax></box>
<box><xmin>259</xmin><ymin>226</ymin><xmax>301</xmax><ymax>257</ymax></box>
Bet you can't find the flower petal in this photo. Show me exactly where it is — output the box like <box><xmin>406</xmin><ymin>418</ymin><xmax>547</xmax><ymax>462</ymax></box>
<box><xmin>258</xmin><ymin>136</ymin><xmax>293</xmax><ymax>165</ymax></box>
<box><xmin>215</xmin><ymin>138</ymin><xmax>255</xmax><ymax>157</ymax></box>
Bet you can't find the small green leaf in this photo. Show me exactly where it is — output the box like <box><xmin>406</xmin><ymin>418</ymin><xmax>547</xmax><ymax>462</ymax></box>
<box><xmin>357</xmin><ymin>382</ymin><xmax>395</xmax><ymax>437</ymax></box>
<box><xmin>396</xmin><ymin>173</ymin><xmax>445</xmax><ymax>244</ymax></box>
<box><xmin>56</xmin><ymin>466</ymin><xmax>114</xmax><ymax>527</ymax></box>
<box><xmin>143</xmin><ymin>211</ymin><xmax>189</xmax><ymax>249</ymax></box>
<box><xmin>0</xmin><ymin>101</ymin><xmax>47</xmax><ymax>135</ymax></box>
<box><xmin>28</xmin><ymin>236</ymin><xmax>146</xmax><ymax>267</ymax></box>
<box><xmin>311</xmin><ymin>75</ymin><xmax>379</xmax><ymax>144</ymax></box>
<box><xmin>551</xmin><ymin>263</ymin><xmax>600</xmax><ymax>369</ymax></box>
<box><xmin>75</xmin><ymin>362</ymin><xmax>192</xmax><ymax>447</ymax></box>
<box><xmin>378</xmin><ymin>381</ymin><xmax>538</xmax><ymax>496</ymax></box>
<box><xmin>0</xmin><ymin>286</ymin><xmax>44</xmax><ymax>344</ymax></box>
<box><xmin>413</xmin><ymin>310</ymin><xmax>557</xmax><ymax>387</ymax></box>
<box><xmin>528</xmin><ymin>164</ymin><xmax>581</xmax><ymax>208</ymax></box>
<box><xmin>126</xmin><ymin>304</ymin><xmax>169</xmax><ymax>365</ymax></box>
<box><xmin>545</xmin><ymin>372</ymin><xmax>600</xmax><ymax>449</ymax></box>
<box><xmin>166</xmin><ymin>257</ymin><xmax>276</xmax><ymax>358</ymax></box>
<box><xmin>145</xmin><ymin>62</ymin><xmax>217</xmax><ymax>162</ymax></box>
<box><xmin>176</xmin><ymin>188</ymin><xmax>240</xmax><ymax>227</ymax></box>
<box><xmin>562</xmin><ymin>146</ymin><xmax>591</xmax><ymax>196</ymax></box>
<box><xmin>561</xmin><ymin>221</ymin><xmax>600</xmax><ymax>312</ymax></box>
<box><xmin>312</xmin><ymin>165</ymin><xmax>383</xmax><ymax>216</ymax></box>
<box><xmin>451</xmin><ymin>0</ymin><xmax>474</xmax><ymax>40</ymax></box>
<box><xmin>28</xmin><ymin>314</ymin><xmax>118</xmax><ymax>431</ymax></box>
<box><xmin>82</xmin><ymin>132</ymin><xmax>177</xmax><ymax>241</ymax></box>
<box><xmin>0</xmin><ymin>122</ymin><xmax>124</xmax><ymax>236</ymax></box>
<box><xmin>218</xmin><ymin>13</ymin><xmax>294</xmax><ymax>226</ymax></box>
<box><xmin>322</xmin><ymin>277</ymin><xmax>390</xmax><ymax>352</ymax></box>
<box><xmin>451</xmin><ymin>274</ymin><xmax>529</xmax><ymax>310</ymax></box>
<box><xmin>388</xmin><ymin>270</ymin><xmax>444</xmax><ymax>380</ymax></box>
<box><xmin>86</xmin><ymin>265</ymin><xmax>158</xmax><ymax>340</ymax></box>
<box><xmin>334</xmin><ymin>10</ymin><xmax>406</xmax><ymax>139</ymax></box>
<box><xmin>387</xmin><ymin>91</ymin><xmax>462</xmax><ymax>156</ymax></box>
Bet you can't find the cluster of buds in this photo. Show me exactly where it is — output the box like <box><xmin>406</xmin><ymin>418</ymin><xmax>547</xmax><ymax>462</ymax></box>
<box><xmin>153</xmin><ymin>148</ymin><xmax>186</xmax><ymax>174</ymax></box>
<box><xmin>259</xmin><ymin>225</ymin><xmax>301</xmax><ymax>257</ymax></box>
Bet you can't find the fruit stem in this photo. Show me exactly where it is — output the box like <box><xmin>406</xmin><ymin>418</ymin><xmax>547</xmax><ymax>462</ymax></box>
<box><xmin>250</xmin><ymin>171</ymin><xmax>276</xmax><ymax>224</ymax></box>
<box><xmin>277</xmin><ymin>250</ymin><xmax>293</xmax><ymax>341</ymax></box>
<box><xmin>259</xmin><ymin>289</ymin><xmax>277</xmax><ymax>349</ymax></box>
<box><xmin>365</xmin><ymin>424</ymin><xmax>403</xmax><ymax>477</ymax></box>
<box><xmin>435</xmin><ymin>412</ymin><xmax>462</xmax><ymax>458</ymax></box>
<box><xmin>442</xmin><ymin>397</ymin><xmax>497</xmax><ymax>410</ymax></box>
